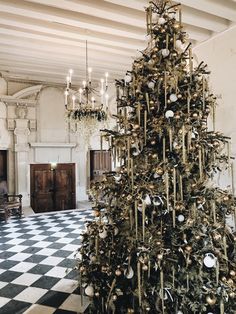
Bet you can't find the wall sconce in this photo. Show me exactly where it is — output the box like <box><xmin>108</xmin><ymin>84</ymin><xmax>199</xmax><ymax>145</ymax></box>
<box><xmin>50</xmin><ymin>162</ymin><xmax>57</xmax><ymax>170</ymax></box>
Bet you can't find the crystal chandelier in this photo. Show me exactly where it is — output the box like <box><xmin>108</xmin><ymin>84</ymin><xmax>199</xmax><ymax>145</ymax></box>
<box><xmin>64</xmin><ymin>41</ymin><xmax>109</xmax><ymax>136</ymax></box>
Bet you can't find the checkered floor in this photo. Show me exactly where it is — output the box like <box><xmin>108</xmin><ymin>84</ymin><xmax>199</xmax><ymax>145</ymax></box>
<box><xmin>0</xmin><ymin>209</ymin><xmax>93</xmax><ymax>314</ymax></box>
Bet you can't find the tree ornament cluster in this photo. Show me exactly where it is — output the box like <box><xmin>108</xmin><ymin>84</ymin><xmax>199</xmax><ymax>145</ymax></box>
<box><xmin>78</xmin><ymin>0</ymin><xmax>236</xmax><ymax>313</ymax></box>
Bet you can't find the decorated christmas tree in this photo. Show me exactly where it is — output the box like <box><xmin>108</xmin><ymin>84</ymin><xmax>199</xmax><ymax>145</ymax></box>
<box><xmin>78</xmin><ymin>1</ymin><xmax>236</xmax><ymax>313</ymax></box>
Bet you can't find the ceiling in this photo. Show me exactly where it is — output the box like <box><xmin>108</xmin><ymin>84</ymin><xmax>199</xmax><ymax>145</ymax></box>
<box><xmin>0</xmin><ymin>0</ymin><xmax>236</xmax><ymax>86</ymax></box>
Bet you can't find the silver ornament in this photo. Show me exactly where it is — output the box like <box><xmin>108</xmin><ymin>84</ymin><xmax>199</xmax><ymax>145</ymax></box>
<box><xmin>85</xmin><ymin>285</ymin><xmax>94</xmax><ymax>297</ymax></box>
<box><xmin>162</xmin><ymin>49</ymin><xmax>170</xmax><ymax>57</ymax></box>
<box><xmin>203</xmin><ymin>253</ymin><xmax>216</xmax><ymax>268</ymax></box>
<box><xmin>99</xmin><ymin>229</ymin><xmax>107</xmax><ymax>239</ymax></box>
<box><xmin>124</xmin><ymin>75</ymin><xmax>132</xmax><ymax>83</ymax></box>
<box><xmin>169</xmin><ymin>94</ymin><xmax>178</xmax><ymax>102</ymax></box>
<box><xmin>158</xmin><ymin>17</ymin><xmax>166</xmax><ymax>25</ymax></box>
<box><xmin>148</xmin><ymin>81</ymin><xmax>155</xmax><ymax>89</ymax></box>
<box><xmin>165</xmin><ymin>110</ymin><xmax>174</xmax><ymax>118</ymax></box>
<box><xmin>177</xmin><ymin>214</ymin><xmax>185</xmax><ymax>222</ymax></box>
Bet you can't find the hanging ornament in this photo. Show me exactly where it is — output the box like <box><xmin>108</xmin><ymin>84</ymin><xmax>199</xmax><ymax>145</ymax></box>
<box><xmin>203</xmin><ymin>253</ymin><xmax>217</xmax><ymax>268</ymax></box>
<box><xmin>162</xmin><ymin>49</ymin><xmax>170</xmax><ymax>57</ymax></box>
<box><xmin>125</xmin><ymin>74</ymin><xmax>132</xmax><ymax>83</ymax></box>
<box><xmin>165</xmin><ymin>110</ymin><xmax>174</xmax><ymax>118</ymax></box>
<box><xmin>148</xmin><ymin>81</ymin><xmax>155</xmax><ymax>89</ymax></box>
<box><xmin>144</xmin><ymin>194</ymin><xmax>152</xmax><ymax>205</ymax></box>
<box><xmin>175</xmin><ymin>40</ymin><xmax>183</xmax><ymax>50</ymax></box>
<box><xmin>169</xmin><ymin>94</ymin><xmax>178</xmax><ymax>102</ymax></box>
<box><xmin>158</xmin><ymin>17</ymin><xmax>166</xmax><ymax>25</ymax></box>
<box><xmin>114</xmin><ymin>227</ymin><xmax>119</xmax><ymax>236</ymax></box>
<box><xmin>153</xmin><ymin>196</ymin><xmax>162</xmax><ymax>206</ymax></box>
<box><xmin>85</xmin><ymin>285</ymin><xmax>94</xmax><ymax>297</ymax></box>
<box><xmin>152</xmin><ymin>13</ymin><xmax>159</xmax><ymax>23</ymax></box>
<box><xmin>206</xmin><ymin>295</ymin><xmax>217</xmax><ymax>305</ymax></box>
<box><xmin>99</xmin><ymin>229</ymin><xmax>108</xmax><ymax>239</ymax></box>
<box><xmin>124</xmin><ymin>267</ymin><xmax>134</xmax><ymax>279</ymax></box>
<box><xmin>177</xmin><ymin>214</ymin><xmax>185</xmax><ymax>222</ymax></box>
<box><xmin>114</xmin><ymin>173</ymin><xmax>122</xmax><ymax>182</ymax></box>
<box><xmin>177</xmin><ymin>311</ymin><xmax>183</xmax><ymax>314</ymax></box>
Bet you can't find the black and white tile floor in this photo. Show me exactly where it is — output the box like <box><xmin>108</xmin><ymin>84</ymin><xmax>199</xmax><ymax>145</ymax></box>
<box><xmin>0</xmin><ymin>209</ymin><xmax>93</xmax><ymax>314</ymax></box>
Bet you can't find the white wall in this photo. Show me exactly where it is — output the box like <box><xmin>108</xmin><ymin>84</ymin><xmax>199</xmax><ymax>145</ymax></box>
<box><xmin>194</xmin><ymin>26</ymin><xmax>236</xmax><ymax>192</ymax></box>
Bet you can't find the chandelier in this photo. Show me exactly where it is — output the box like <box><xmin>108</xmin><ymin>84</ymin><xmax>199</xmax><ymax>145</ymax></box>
<box><xmin>64</xmin><ymin>41</ymin><xmax>109</xmax><ymax>136</ymax></box>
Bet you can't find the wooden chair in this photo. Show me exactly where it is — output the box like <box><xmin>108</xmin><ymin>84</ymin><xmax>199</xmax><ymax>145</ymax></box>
<box><xmin>0</xmin><ymin>194</ymin><xmax>23</xmax><ymax>222</ymax></box>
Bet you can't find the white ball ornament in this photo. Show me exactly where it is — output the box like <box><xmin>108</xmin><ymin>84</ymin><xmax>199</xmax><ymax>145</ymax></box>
<box><xmin>99</xmin><ymin>229</ymin><xmax>107</xmax><ymax>239</ymax></box>
<box><xmin>169</xmin><ymin>94</ymin><xmax>178</xmax><ymax>102</ymax></box>
<box><xmin>85</xmin><ymin>285</ymin><xmax>94</xmax><ymax>297</ymax></box>
<box><xmin>148</xmin><ymin>81</ymin><xmax>155</xmax><ymax>89</ymax></box>
<box><xmin>158</xmin><ymin>17</ymin><xmax>166</xmax><ymax>25</ymax></box>
<box><xmin>162</xmin><ymin>49</ymin><xmax>170</xmax><ymax>57</ymax></box>
<box><xmin>203</xmin><ymin>253</ymin><xmax>216</xmax><ymax>268</ymax></box>
<box><xmin>124</xmin><ymin>74</ymin><xmax>132</xmax><ymax>83</ymax></box>
<box><xmin>152</xmin><ymin>13</ymin><xmax>159</xmax><ymax>23</ymax></box>
<box><xmin>177</xmin><ymin>214</ymin><xmax>185</xmax><ymax>223</ymax></box>
<box><xmin>165</xmin><ymin>110</ymin><xmax>174</xmax><ymax>119</ymax></box>
<box><xmin>177</xmin><ymin>311</ymin><xmax>183</xmax><ymax>314</ymax></box>
<box><xmin>175</xmin><ymin>40</ymin><xmax>183</xmax><ymax>49</ymax></box>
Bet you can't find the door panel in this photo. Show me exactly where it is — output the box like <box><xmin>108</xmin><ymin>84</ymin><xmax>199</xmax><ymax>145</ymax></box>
<box><xmin>31</xmin><ymin>163</ymin><xmax>76</xmax><ymax>213</ymax></box>
<box><xmin>90</xmin><ymin>150</ymin><xmax>111</xmax><ymax>183</ymax></box>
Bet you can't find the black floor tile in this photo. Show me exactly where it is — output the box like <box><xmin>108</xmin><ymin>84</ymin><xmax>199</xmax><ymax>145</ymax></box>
<box><xmin>22</xmin><ymin>247</ymin><xmax>43</xmax><ymax>254</ymax></box>
<box><xmin>0</xmin><ymin>283</ymin><xmax>26</xmax><ymax>298</ymax></box>
<box><xmin>58</xmin><ymin>259</ymin><xmax>75</xmax><ymax>269</ymax></box>
<box><xmin>0</xmin><ymin>270</ymin><xmax>23</xmax><ymax>283</ymax></box>
<box><xmin>28</xmin><ymin>264</ymin><xmax>54</xmax><ymax>275</ymax></box>
<box><xmin>47</xmin><ymin>242</ymin><xmax>66</xmax><ymax>249</ymax></box>
<box><xmin>0</xmin><ymin>251</ymin><xmax>16</xmax><ymax>259</ymax></box>
<box><xmin>64</xmin><ymin>269</ymin><xmax>78</xmax><ymax>280</ymax></box>
<box><xmin>31</xmin><ymin>275</ymin><xmax>61</xmax><ymax>289</ymax></box>
<box><xmin>0</xmin><ymin>299</ymin><xmax>31</xmax><ymax>314</ymax></box>
<box><xmin>52</xmin><ymin>250</ymin><xmax>73</xmax><ymax>258</ymax></box>
<box><xmin>36</xmin><ymin>290</ymin><xmax>70</xmax><ymax>307</ymax></box>
<box><xmin>0</xmin><ymin>260</ymin><xmax>19</xmax><ymax>270</ymax></box>
<box><xmin>24</xmin><ymin>254</ymin><xmax>46</xmax><ymax>263</ymax></box>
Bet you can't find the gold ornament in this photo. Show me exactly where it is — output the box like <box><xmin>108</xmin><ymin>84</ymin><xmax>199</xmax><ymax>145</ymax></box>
<box><xmin>115</xmin><ymin>269</ymin><xmax>122</xmax><ymax>276</ymax></box>
<box><xmin>206</xmin><ymin>295</ymin><xmax>217</xmax><ymax>305</ymax></box>
<box><xmin>230</xmin><ymin>270</ymin><xmax>236</xmax><ymax>277</ymax></box>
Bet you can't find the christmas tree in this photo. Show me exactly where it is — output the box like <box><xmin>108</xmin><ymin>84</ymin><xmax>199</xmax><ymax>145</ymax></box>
<box><xmin>78</xmin><ymin>1</ymin><xmax>236</xmax><ymax>313</ymax></box>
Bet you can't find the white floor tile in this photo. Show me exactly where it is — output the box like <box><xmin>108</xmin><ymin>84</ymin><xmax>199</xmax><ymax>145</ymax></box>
<box><xmin>0</xmin><ymin>269</ymin><xmax>6</xmax><ymax>275</ymax></box>
<box><xmin>44</xmin><ymin>266</ymin><xmax>67</xmax><ymax>278</ymax></box>
<box><xmin>4</xmin><ymin>232</ymin><xmax>23</xmax><ymax>238</ymax></box>
<box><xmin>39</xmin><ymin>256</ymin><xmax>64</xmax><ymax>266</ymax></box>
<box><xmin>0</xmin><ymin>296</ymin><xmax>10</xmax><ymax>307</ymax></box>
<box><xmin>60</xmin><ymin>244</ymin><xmax>79</xmax><ymax>252</ymax></box>
<box><xmin>52</xmin><ymin>232</ymin><xmax>69</xmax><ymax>238</ymax></box>
<box><xmin>8</xmin><ymin>252</ymin><xmax>32</xmax><ymax>261</ymax></box>
<box><xmin>26</xmin><ymin>230</ymin><xmax>44</xmax><ymax>235</ymax></box>
<box><xmin>14</xmin><ymin>286</ymin><xmax>48</xmax><ymax>303</ymax></box>
<box><xmin>12</xmin><ymin>273</ymin><xmax>41</xmax><ymax>286</ymax></box>
<box><xmin>30</xmin><ymin>235</ymin><xmax>48</xmax><ymax>241</ymax></box>
<box><xmin>35</xmin><ymin>248</ymin><xmax>57</xmax><ymax>256</ymax></box>
<box><xmin>0</xmin><ymin>281</ymin><xmax>8</xmax><ymax>289</ymax></box>
<box><xmin>47</xmin><ymin>227</ymin><xmax>63</xmax><ymax>232</ymax></box>
<box><xmin>5</xmin><ymin>238</ymin><xmax>25</xmax><ymax>245</ymax></box>
<box><xmin>51</xmin><ymin>278</ymin><xmax>77</xmax><ymax>293</ymax></box>
<box><xmin>32</xmin><ymin>241</ymin><xmax>51</xmax><ymax>248</ymax></box>
<box><xmin>10</xmin><ymin>262</ymin><xmax>36</xmax><ymax>273</ymax></box>
<box><xmin>24</xmin><ymin>304</ymin><xmax>55</xmax><ymax>314</ymax></box>
<box><xmin>6</xmin><ymin>245</ymin><xmax>28</xmax><ymax>253</ymax></box>
<box><xmin>55</xmin><ymin>238</ymin><xmax>74</xmax><ymax>244</ymax></box>
<box><xmin>59</xmin><ymin>294</ymin><xmax>90</xmax><ymax>312</ymax></box>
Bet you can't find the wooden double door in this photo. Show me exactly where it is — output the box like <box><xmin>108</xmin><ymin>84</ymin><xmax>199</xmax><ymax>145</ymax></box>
<box><xmin>30</xmin><ymin>163</ymin><xmax>75</xmax><ymax>213</ymax></box>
